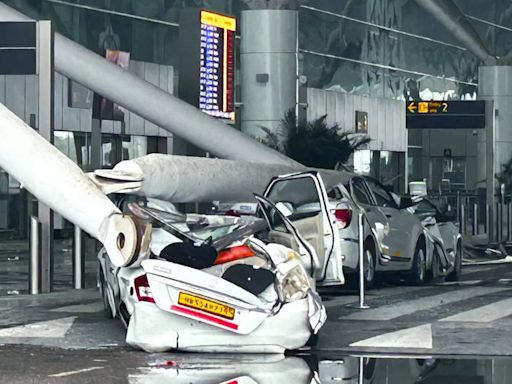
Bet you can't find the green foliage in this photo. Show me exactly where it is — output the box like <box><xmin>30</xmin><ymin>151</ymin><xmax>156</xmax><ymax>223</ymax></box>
<box><xmin>496</xmin><ymin>157</ymin><xmax>512</xmax><ymax>196</ymax></box>
<box><xmin>259</xmin><ymin>109</ymin><xmax>371</xmax><ymax>169</ymax></box>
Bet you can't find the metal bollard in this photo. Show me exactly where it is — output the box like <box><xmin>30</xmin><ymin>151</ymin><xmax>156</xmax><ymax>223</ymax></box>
<box><xmin>460</xmin><ymin>204</ymin><xmax>465</xmax><ymax>235</ymax></box>
<box><xmin>29</xmin><ymin>216</ymin><xmax>41</xmax><ymax>294</ymax></box>
<box><xmin>509</xmin><ymin>204</ymin><xmax>512</xmax><ymax>241</ymax></box>
<box><xmin>349</xmin><ymin>213</ymin><xmax>370</xmax><ymax>309</ymax></box>
<box><xmin>72</xmin><ymin>225</ymin><xmax>84</xmax><ymax>289</ymax></box>
<box><xmin>358</xmin><ymin>356</ymin><xmax>365</xmax><ymax>384</ymax></box>
<box><xmin>473</xmin><ymin>203</ymin><xmax>478</xmax><ymax>236</ymax></box>
<box><xmin>486</xmin><ymin>203</ymin><xmax>490</xmax><ymax>236</ymax></box>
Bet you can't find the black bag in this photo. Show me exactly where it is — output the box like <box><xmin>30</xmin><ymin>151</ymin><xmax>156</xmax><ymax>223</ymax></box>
<box><xmin>159</xmin><ymin>242</ymin><xmax>217</xmax><ymax>269</ymax></box>
<box><xmin>222</xmin><ymin>264</ymin><xmax>275</xmax><ymax>295</ymax></box>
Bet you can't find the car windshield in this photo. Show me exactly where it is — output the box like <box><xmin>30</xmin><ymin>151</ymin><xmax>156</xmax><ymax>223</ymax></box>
<box><xmin>265</xmin><ymin>176</ymin><xmax>322</xmax><ymax>223</ymax></box>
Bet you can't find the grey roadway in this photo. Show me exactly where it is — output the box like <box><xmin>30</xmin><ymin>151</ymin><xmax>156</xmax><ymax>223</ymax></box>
<box><xmin>0</xmin><ymin>262</ymin><xmax>512</xmax><ymax>354</ymax></box>
<box><xmin>1</xmin><ymin>239</ymin><xmax>512</xmax><ymax>382</ymax></box>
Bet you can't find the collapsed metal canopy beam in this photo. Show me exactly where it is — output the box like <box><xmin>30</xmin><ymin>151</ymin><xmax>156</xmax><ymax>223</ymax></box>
<box><xmin>0</xmin><ymin>2</ymin><xmax>299</xmax><ymax>167</ymax></box>
<box><xmin>0</xmin><ymin>102</ymin><xmax>138</xmax><ymax>267</ymax></box>
<box><xmin>413</xmin><ymin>0</ymin><xmax>496</xmax><ymax>65</ymax></box>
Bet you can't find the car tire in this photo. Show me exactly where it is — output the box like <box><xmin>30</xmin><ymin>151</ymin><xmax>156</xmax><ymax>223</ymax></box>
<box><xmin>427</xmin><ymin>249</ymin><xmax>444</xmax><ymax>284</ymax></box>
<box><xmin>447</xmin><ymin>242</ymin><xmax>462</xmax><ymax>282</ymax></box>
<box><xmin>99</xmin><ymin>267</ymin><xmax>114</xmax><ymax>319</ymax></box>
<box><xmin>410</xmin><ymin>240</ymin><xmax>427</xmax><ymax>286</ymax></box>
<box><xmin>362</xmin><ymin>239</ymin><xmax>377</xmax><ymax>290</ymax></box>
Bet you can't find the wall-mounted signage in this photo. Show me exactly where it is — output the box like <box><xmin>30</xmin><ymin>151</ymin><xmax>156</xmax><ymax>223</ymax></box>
<box><xmin>179</xmin><ymin>9</ymin><xmax>236</xmax><ymax>122</ymax></box>
<box><xmin>0</xmin><ymin>22</ymin><xmax>36</xmax><ymax>75</ymax></box>
<box><xmin>406</xmin><ymin>101</ymin><xmax>485</xmax><ymax>129</ymax></box>
<box><xmin>355</xmin><ymin>110</ymin><xmax>368</xmax><ymax>134</ymax></box>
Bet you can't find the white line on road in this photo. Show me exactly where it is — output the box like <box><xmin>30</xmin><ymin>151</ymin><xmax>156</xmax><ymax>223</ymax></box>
<box><xmin>350</xmin><ymin>324</ymin><xmax>432</xmax><ymax>349</ymax></box>
<box><xmin>0</xmin><ymin>316</ymin><xmax>76</xmax><ymax>338</ymax></box>
<box><xmin>440</xmin><ymin>297</ymin><xmax>512</xmax><ymax>322</ymax></box>
<box><xmin>340</xmin><ymin>287</ymin><xmax>510</xmax><ymax>321</ymax></box>
<box><xmin>324</xmin><ymin>286</ymin><xmax>427</xmax><ymax>308</ymax></box>
<box><xmin>49</xmin><ymin>367</ymin><xmax>104</xmax><ymax>377</ymax></box>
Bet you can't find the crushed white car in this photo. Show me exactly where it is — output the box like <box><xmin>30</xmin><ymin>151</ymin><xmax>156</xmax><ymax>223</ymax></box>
<box><xmin>98</xmin><ymin>195</ymin><xmax>329</xmax><ymax>353</ymax></box>
<box><xmin>407</xmin><ymin>197</ymin><xmax>462</xmax><ymax>281</ymax></box>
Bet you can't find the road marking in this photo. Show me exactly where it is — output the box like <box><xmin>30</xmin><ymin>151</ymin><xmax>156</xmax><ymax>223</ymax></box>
<box><xmin>340</xmin><ymin>287</ymin><xmax>510</xmax><ymax>321</ymax></box>
<box><xmin>435</xmin><ymin>280</ymin><xmax>482</xmax><ymax>286</ymax></box>
<box><xmin>50</xmin><ymin>302</ymin><xmax>103</xmax><ymax>313</ymax></box>
<box><xmin>440</xmin><ymin>297</ymin><xmax>512</xmax><ymax>322</ymax></box>
<box><xmin>463</xmin><ymin>256</ymin><xmax>512</xmax><ymax>266</ymax></box>
<box><xmin>350</xmin><ymin>324</ymin><xmax>432</xmax><ymax>349</ymax></box>
<box><xmin>0</xmin><ymin>316</ymin><xmax>76</xmax><ymax>338</ymax></box>
<box><xmin>49</xmin><ymin>367</ymin><xmax>104</xmax><ymax>377</ymax></box>
<box><xmin>324</xmin><ymin>286</ymin><xmax>427</xmax><ymax>308</ymax></box>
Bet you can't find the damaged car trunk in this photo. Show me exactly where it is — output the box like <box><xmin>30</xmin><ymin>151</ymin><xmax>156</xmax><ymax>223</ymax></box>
<box><xmin>98</xmin><ymin>195</ymin><xmax>329</xmax><ymax>353</ymax></box>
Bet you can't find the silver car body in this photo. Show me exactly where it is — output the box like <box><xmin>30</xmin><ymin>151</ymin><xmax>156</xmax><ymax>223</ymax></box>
<box><xmin>263</xmin><ymin>172</ymin><xmax>427</xmax><ymax>283</ymax></box>
<box><xmin>407</xmin><ymin>197</ymin><xmax>462</xmax><ymax>278</ymax></box>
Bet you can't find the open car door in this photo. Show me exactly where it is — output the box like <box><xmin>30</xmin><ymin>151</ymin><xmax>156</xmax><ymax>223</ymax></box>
<box><xmin>262</xmin><ymin>172</ymin><xmax>343</xmax><ymax>285</ymax></box>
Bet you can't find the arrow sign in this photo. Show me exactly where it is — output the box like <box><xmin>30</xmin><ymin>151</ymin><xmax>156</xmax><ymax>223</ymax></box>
<box><xmin>407</xmin><ymin>102</ymin><xmax>417</xmax><ymax>113</ymax></box>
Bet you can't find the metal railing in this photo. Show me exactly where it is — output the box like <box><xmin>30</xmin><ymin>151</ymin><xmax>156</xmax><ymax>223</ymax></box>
<box><xmin>428</xmin><ymin>188</ymin><xmax>512</xmax><ymax>242</ymax></box>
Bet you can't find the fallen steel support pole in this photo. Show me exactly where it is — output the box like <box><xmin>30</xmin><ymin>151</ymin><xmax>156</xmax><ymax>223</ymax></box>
<box><xmin>0</xmin><ymin>3</ymin><xmax>297</xmax><ymax>167</ymax></box>
<box><xmin>0</xmin><ymin>102</ymin><xmax>136</xmax><ymax>267</ymax></box>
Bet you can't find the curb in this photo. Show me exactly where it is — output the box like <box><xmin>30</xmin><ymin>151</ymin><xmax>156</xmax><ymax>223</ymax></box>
<box><xmin>0</xmin><ymin>288</ymin><xmax>99</xmax><ymax>308</ymax></box>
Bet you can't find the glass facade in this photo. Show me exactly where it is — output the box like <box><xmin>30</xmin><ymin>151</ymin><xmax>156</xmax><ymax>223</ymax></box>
<box><xmin>298</xmin><ymin>1</ymin><xmax>481</xmax><ymax>101</ymax></box>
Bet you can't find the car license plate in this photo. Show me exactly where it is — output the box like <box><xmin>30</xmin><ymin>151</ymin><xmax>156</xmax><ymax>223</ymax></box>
<box><xmin>178</xmin><ymin>292</ymin><xmax>235</xmax><ymax>320</ymax></box>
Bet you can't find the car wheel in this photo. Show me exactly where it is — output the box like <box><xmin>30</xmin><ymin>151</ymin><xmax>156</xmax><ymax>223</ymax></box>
<box><xmin>363</xmin><ymin>239</ymin><xmax>377</xmax><ymax>289</ymax></box>
<box><xmin>447</xmin><ymin>243</ymin><xmax>462</xmax><ymax>281</ymax></box>
<box><xmin>427</xmin><ymin>249</ymin><xmax>444</xmax><ymax>284</ymax></box>
<box><xmin>410</xmin><ymin>241</ymin><xmax>427</xmax><ymax>286</ymax></box>
<box><xmin>99</xmin><ymin>267</ymin><xmax>114</xmax><ymax>319</ymax></box>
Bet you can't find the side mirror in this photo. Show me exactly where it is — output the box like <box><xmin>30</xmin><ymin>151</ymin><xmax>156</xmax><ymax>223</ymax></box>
<box><xmin>399</xmin><ymin>196</ymin><xmax>415</xmax><ymax>210</ymax></box>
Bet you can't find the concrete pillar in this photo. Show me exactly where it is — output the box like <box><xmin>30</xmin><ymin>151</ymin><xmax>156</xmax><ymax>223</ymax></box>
<box><xmin>478</xmin><ymin>66</ymin><xmax>512</xmax><ymax>240</ymax></box>
<box><xmin>37</xmin><ymin>21</ymin><xmax>54</xmax><ymax>293</ymax></box>
<box><xmin>240</xmin><ymin>10</ymin><xmax>297</xmax><ymax>145</ymax></box>
<box><xmin>478</xmin><ymin>66</ymin><xmax>512</xmax><ymax>183</ymax></box>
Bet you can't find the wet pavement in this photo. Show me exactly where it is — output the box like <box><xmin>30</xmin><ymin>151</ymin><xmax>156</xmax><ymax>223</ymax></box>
<box><xmin>0</xmin><ymin>346</ymin><xmax>511</xmax><ymax>383</ymax></box>
<box><xmin>1</xmin><ymin>240</ymin><xmax>512</xmax><ymax>380</ymax></box>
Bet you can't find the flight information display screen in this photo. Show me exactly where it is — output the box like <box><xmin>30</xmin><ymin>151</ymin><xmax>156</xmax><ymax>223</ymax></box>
<box><xmin>199</xmin><ymin>10</ymin><xmax>236</xmax><ymax>121</ymax></box>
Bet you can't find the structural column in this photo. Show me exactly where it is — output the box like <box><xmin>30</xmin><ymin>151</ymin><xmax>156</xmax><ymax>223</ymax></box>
<box><xmin>478</xmin><ymin>66</ymin><xmax>512</xmax><ymax>241</ymax></box>
<box><xmin>240</xmin><ymin>10</ymin><xmax>297</xmax><ymax>144</ymax></box>
<box><xmin>37</xmin><ymin>21</ymin><xmax>54</xmax><ymax>292</ymax></box>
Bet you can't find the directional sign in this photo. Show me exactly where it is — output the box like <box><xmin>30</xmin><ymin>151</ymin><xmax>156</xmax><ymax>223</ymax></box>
<box><xmin>406</xmin><ymin>101</ymin><xmax>486</xmax><ymax>129</ymax></box>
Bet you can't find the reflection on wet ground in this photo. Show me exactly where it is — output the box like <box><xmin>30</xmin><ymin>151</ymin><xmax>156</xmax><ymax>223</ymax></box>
<box><xmin>131</xmin><ymin>353</ymin><xmax>511</xmax><ymax>384</ymax></box>
<box><xmin>1</xmin><ymin>345</ymin><xmax>511</xmax><ymax>384</ymax></box>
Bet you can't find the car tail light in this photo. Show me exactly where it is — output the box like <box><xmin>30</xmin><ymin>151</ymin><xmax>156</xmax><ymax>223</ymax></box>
<box><xmin>224</xmin><ymin>209</ymin><xmax>240</xmax><ymax>217</ymax></box>
<box><xmin>134</xmin><ymin>274</ymin><xmax>155</xmax><ymax>303</ymax></box>
<box><xmin>334</xmin><ymin>208</ymin><xmax>352</xmax><ymax>229</ymax></box>
<box><xmin>214</xmin><ymin>244</ymin><xmax>254</xmax><ymax>265</ymax></box>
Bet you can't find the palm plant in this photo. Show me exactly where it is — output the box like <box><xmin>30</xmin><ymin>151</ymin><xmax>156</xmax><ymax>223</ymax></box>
<box><xmin>260</xmin><ymin>109</ymin><xmax>371</xmax><ymax>170</ymax></box>
<box><xmin>496</xmin><ymin>158</ymin><xmax>512</xmax><ymax>199</ymax></box>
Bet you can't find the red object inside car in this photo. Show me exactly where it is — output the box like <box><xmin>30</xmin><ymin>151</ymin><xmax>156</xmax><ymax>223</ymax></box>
<box><xmin>214</xmin><ymin>245</ymin><xmax>254</xmax><ymax>265</ymax></box>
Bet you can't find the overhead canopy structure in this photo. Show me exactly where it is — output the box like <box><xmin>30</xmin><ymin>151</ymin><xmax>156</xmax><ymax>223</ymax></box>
<box><xmin>413</xmin><ymin>0</ymin><xmax>496</xmax><ymax>65</ymax></box>
<box><xmin>0</xmin><ymin>2</ymin><xmax>298</xmax><ymax>167</ymax></box>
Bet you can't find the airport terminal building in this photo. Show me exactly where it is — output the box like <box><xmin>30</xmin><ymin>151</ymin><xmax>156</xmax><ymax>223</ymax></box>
<box><xmin>0</xmin><ymin>0</ymin><xmax>511</xmax><ymax>289</ymax></box>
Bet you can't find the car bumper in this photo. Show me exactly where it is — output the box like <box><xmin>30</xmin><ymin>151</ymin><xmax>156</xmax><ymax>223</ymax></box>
<box><xmin>126</xmin><ymin>299</ymin><xmax>313</xmax><ymax>353</ymax></box>
<box><xmin>340</xmin><ymin>238</ymin><xmax>359</xmax><ymax>271</ymax></box>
